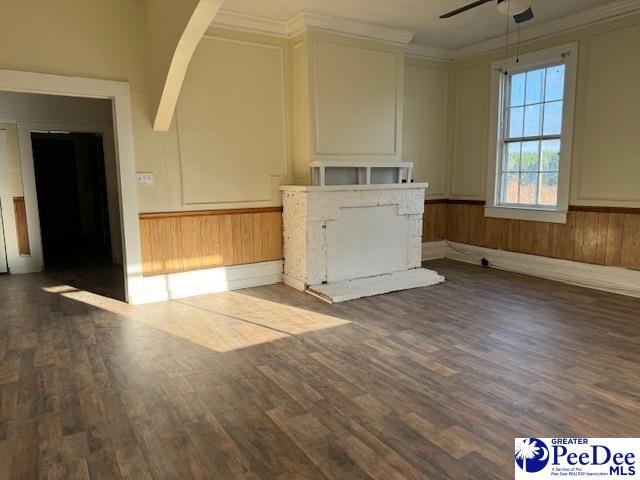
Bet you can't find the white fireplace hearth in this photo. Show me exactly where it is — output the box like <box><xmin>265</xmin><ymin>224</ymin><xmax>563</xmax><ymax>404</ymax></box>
<box><xmin>280</xmin><ymin>163</ymin><xmax>444</xmax><ymax>302</ymax></box>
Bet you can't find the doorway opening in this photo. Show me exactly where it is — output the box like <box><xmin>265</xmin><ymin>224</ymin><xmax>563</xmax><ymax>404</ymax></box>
<box><xmin>31</xmin><ymin>131</ymin><xmax>125</xmax><ymax>301</ymax></box>
<box><xmin>0</xmin><ymin>70</ymin><xmax>141</xmax><ymax>303</ymax></box>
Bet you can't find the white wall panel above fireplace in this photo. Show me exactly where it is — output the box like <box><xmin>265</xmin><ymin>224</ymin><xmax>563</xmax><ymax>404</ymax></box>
<box><xmin>313</xmin><ymin>40</ymin><xmax>399</xmax><ymax>156</ymax></box>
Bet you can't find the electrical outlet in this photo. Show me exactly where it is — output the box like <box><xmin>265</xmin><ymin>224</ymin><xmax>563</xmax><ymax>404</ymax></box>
<box><xmin>136</xmin><ymin>172</ymin><xmax>154</xmax><ymax>186</ymax></box>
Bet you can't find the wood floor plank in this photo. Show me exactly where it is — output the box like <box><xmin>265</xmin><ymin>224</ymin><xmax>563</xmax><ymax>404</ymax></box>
<box><xmin>266</xmin><ymin>407</ymin><xmax>371</xmax><ymax>480</ymax></box>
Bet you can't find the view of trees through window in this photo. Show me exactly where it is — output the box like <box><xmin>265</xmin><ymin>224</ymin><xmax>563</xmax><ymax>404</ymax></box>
<box><xmin>499</xmin><ymin>63</ymin><xmax>565</xmax><ymax>207</ymax></box>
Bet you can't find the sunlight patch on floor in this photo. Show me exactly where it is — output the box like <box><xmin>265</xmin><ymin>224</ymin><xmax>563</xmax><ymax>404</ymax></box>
<box><xmin>42</xmin><ymin>285</ymin><xmax>351</xmax><ymax>353</ymax></box>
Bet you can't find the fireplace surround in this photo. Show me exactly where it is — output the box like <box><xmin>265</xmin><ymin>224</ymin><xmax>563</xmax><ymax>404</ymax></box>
<box><xmin>280</xmin><ymin>162</ymin><xmax>444</xmax><ymax>302</ymax></box>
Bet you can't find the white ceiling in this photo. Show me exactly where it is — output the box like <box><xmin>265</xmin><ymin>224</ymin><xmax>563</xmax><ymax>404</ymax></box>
<box><xmin>218</xmin><ymin>0</ymin><xmax>616</xmax><ymax>50</ymax></box>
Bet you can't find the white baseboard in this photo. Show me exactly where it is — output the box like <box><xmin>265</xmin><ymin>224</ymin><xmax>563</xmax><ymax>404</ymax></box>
<box><xmin>426</xmin><ymin>241</ymin><xmax>640</xmax><ymax>299</ymax></box>
<box><xmin>130</xmin><ymin>260</ymin><xmax>283</xmax><ymax>304</ymax></box>
<box><xmin>7</xmin><ymin>256</ymin><xmax>43</xmax><ymax>274</ymax></box>
<box><xmin>421</xmin><ymin>240</ymin><xmax>447</xmax><ymax>261</ymax></box>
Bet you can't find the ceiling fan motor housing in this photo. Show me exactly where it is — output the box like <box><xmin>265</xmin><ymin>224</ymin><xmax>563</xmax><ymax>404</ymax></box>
<box><xmin>497</xmin><ymin>0</ymin><xmax>532</xmax><ymax>16</ymax></box>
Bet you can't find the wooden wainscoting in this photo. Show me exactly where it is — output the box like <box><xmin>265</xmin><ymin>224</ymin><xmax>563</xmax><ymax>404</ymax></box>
<box><xmin>13</xmin><ymin>197</ymin><xmax>30</xmax><ymax>255</ymax></box>
<box><xmin>424</xmin><ymin>200</ymin><xmax>640</xmax><ymax>270</ymax></box>
<box><xmin>139</xmin><ymin>207</ymin><xmax>283</xmax><ymax>277</ymax></box>
<box><xmin>422</xmin><ymin>200</ymin><xmax>448</xmax><ymax>242</ymax></box>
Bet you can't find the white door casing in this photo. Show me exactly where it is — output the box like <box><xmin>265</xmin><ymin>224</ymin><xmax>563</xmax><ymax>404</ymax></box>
<box><xmin>0</xmin><ymin>207</ymin><xmax>6</xmax><ymax>273</ymax></box>
<box><xmin>0</xmin><ymin>130</ymin><xmax>11</xmax><ymax>273</ymax></box>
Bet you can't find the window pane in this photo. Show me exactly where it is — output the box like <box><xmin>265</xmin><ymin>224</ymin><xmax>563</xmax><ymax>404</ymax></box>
<box><xmin>539</xmin><ymin>173</ymin><xmax>558</xmax><ymax>206</ymax></box>
<box><xmin>510</xmin><ymin>73</ymin><xmax>526</xmax><ymax>106</ymax></box>
<box><xmin>505</xmin><ymin>142</ymin><xmax>521</xmax><ymax>171</ymax></box>
<box><xmin>543</xmin><ymin>101</ymin><xmax>563</xmax><ymax>135</ymax></box>
<box><xmin>508</xmin><ymin>107</ymin><xmax>524</xmax><ymax>138</ymax></box>
<box><xmin>545</xmin><ymin>65</ymin><xmax>565</xmax><ymax>101</ymax></box>
<box><xmin>521</xmin><ymin>141</ymin><xmax>540</xmax><ymax>172</ymax></box>
<box><xmin>541</xmin><ymin>139</ymin><xmax>561</xmax><ymax>172</ymax></box>
<box><xmin>501</xmin><ymin>173</ymin><xmax>519</xmax><ymax>204</ymax></box>
<box><xmin>525</xmin><ymin>69</ymin><xmax>544</xmax><ymax>104</ymax></box>
<box><xmin>523</xmin><ymin>104</ymin><xmax>542</xmax><ymax>137</ymax></box>
<box><xmin>519</xmin><ymin>172</ymin><xmax>538</xmax><ymax>205</ymax></box>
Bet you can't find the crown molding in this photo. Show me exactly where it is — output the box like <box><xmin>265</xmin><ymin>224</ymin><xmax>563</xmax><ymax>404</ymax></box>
<box><xmin>211</xmin><ymin>1</ymin><xmax>640</xmax><ymax>61</ymax></box>
<box><xmin>211</xmin><ymin>9</ymin><xmax>289</xmax><ymax>37</ymax></box>
<box><xmin>288</xmin><ymin>11</ymin><xmax>415</xmax><ymax>45</ymax></box>
<box><xmin>452</xmin><ymin>0</ymin><xmax>640</xmax><ymax>60</ymax></box>
<box><xmin>211</xmin><ymin>10</ymin><xmax>414</xmax><ymax>45</ymax></box>
<box><xmin>405</xmin><ymin>43</ymin><xmax>454</xmax><ymax>62</ymax></box>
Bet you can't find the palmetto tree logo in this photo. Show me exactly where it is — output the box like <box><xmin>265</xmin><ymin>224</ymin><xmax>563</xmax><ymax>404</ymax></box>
<box><xmin>515</xmin><ymin>438</ymin><xmax>550</xmax><ymax>473</ymax></box>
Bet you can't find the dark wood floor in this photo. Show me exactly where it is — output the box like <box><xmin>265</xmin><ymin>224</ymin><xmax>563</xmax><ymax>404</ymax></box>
<box><xmin>1</xmin><ymin>259</ymin><xmax>640</xmax><ymax>479</ymax></box>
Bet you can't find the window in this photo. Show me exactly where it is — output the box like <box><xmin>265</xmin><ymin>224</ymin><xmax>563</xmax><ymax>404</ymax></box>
<box><xmin>486</xmin><ymin>43</ymin><xmax>578</xmax><ymax>224</ymax></box>
<box><xmin>500</xmin><ymin>64</ymin><xmax>564</xmax><ymax>207</ymax></box>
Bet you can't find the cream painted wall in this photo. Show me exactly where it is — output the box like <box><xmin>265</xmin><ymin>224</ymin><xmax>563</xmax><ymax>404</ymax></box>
<box><xmin>0</xmin><ymin>92</ymin><xmax>112</xmax><ymax>126</ymax></box>
<box><xmin>449</xmin><ymin>13</ymin><xmax>640</xmax><ymax>207</ymax></box>
<box><xmin>173</xmin><ymin>29</ymin><xmax>291</xmax><ymax>207</ymax></box>
<box><xmin>144</xmin><ymin>0</ymin><xmax>201</xmax><ymax>129</ymax></box>
<box><xmin>0</xmin><ymin>1</ymin><xmax>294</xmax><ymax>214</ymax></box>
<box><xmin>290</xmin><ymin>29</ymin><xmax>406</xmax><ymax>184</ymax></box>
<box><xmin>291</xmin><ymin>34</ymin><xmax>311</xmax><ymax>184</ymax></box>
<box><xmin>144</xmin><ymin>0</ymin><xmax>224</xmax><ymax>131</ymax></box>
<box><xmin>0</xmin><ymin>1</ymin><xmax>148</xmax><ymax>88</ymax></box>
<box><xmin>402</xmin><ymin>57</ymin><xmax>452</xmax><ymax>198</ymax></box>
<box><xmin>138</xmin><ymin>27</ymin><xmax>294</xmax><ymax>212</ymax></box>
<box><xmin>574</xmin><ymin>22</ymin><xmax>640</xmax><ymax>206</ymax></box>
<box><xmin>0</xmin><ymin>0</ymin><xmax>176</xmax><ymax>215</ymax></box>
<box><xmin>450</xmin><ymin>63</ymin><xmax>489</xmax><ymax>200</ymax></box>
<box><xmin>313</xmin><ymin>40</ymin><xmax>398</xmax><ymax>156</ymax></box>
<box><xmin>0</xmin><ymin>123</ymin><xmax>22</xmax><ymax>198</ymax></box>
<box><xmin>1</xmin><ymin>0</ymin><xmax>638</xmax><ymax>216</ymax></box>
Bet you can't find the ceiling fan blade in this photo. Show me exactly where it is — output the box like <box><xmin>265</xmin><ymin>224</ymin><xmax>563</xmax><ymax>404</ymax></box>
<box><xmin>440</xmin><ymin>0</ymin><xmax>495</xmax><ymax>19</ymax></box>
<box><xmin>513</xmin><ymin>6</ymin><xmax>534</xmax><ymax>23</ymax></box>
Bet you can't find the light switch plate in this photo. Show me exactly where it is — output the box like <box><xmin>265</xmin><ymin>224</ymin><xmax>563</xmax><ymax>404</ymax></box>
<box><xmin>136</xmin><ymin>172</ymin><xmax>154</xmax><ymax>186</ymax></box>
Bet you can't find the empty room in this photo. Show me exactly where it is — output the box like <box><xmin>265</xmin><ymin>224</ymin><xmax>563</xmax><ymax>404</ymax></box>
<box><xmin>0</xmin><ymin>0</ymin><xmax>639</xmax><ymax>478</ymax></box>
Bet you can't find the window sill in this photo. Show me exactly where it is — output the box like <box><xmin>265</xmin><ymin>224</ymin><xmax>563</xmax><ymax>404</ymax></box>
<box><xmin>484</xmin><ymin>206</ymin><xmax>567</xmax><ymax>224</ymax></box>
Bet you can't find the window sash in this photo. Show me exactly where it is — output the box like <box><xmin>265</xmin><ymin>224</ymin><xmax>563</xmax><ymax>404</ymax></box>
<box><xmin>503</xmin><ymin>134</ymin><xmax>561</xmax><ymax>144</ymax></box>
<box><xmin>497</xmin><ymin>63</ymin><xmax>565</xmax><ymax>208</ymax></box>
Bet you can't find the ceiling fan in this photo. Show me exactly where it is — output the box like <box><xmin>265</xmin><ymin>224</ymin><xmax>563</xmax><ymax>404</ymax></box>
<box><xmin>440</xmin><ymin>0</ymin><xmax>534</xmax><ymax>24</ymax></box>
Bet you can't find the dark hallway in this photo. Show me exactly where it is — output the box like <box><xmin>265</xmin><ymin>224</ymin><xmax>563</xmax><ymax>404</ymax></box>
<box><xmin>32</xmin><ymin>132</ymin><xmax>125</xmax><ymax>301</ymax></box>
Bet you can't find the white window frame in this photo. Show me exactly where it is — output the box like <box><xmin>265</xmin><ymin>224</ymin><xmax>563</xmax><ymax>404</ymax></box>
<box><xmin>485</xmin><ymin>42</ymin><xmax>578</xmax><ymax>224</ymax></box>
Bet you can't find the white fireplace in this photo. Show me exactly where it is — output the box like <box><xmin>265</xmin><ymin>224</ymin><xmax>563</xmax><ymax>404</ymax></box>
<box><xmin>280</xmin><ymin>161</ymin><xmax>444</xmax><ymax>302</ymax></box>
